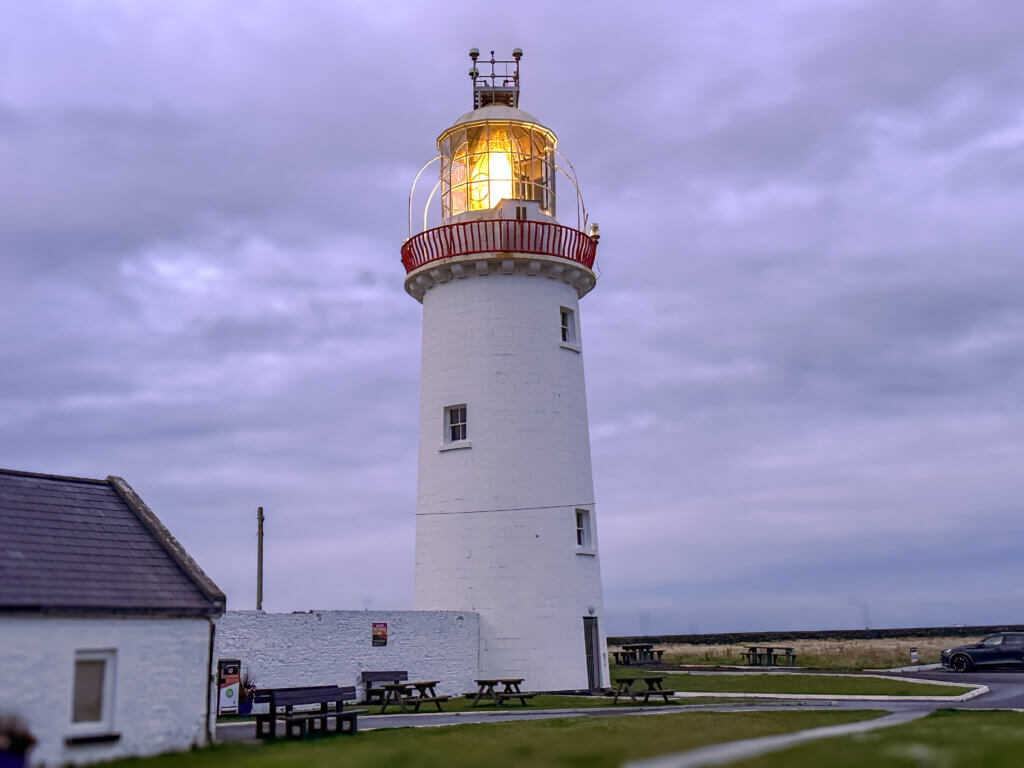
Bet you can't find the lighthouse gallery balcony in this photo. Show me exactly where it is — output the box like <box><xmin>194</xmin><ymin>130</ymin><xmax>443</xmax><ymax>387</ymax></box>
<box><xmin>401</xmin><ymin>218</ymin><xmax>596</xmax><ymax>273</ymax></box>
<box><xmin>401</xmin><ymin>217</ymin><xmax>598</xmax><ymax>302</ymax></box>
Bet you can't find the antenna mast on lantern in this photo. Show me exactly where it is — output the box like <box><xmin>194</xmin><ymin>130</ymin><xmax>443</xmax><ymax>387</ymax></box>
<box><xmin>468</xmin><ymin>47</ymin><xmax>522</xmax><ymax>109</ymax></box>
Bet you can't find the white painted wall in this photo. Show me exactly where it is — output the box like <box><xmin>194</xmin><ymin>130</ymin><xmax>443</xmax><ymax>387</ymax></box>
<box><xmin>213</xmin><ymin>610</ymin><xmax>480</xmax><ymax>699</ymax></box>
<box><xmin>413</xmin><ymin>269</ymin><xmax>609</xmax><ymax>691</ymax></box>
<box><xmin>0</xmin><ymin>615</ymin><xmax>212</xmax><ymax>767</ymax></box>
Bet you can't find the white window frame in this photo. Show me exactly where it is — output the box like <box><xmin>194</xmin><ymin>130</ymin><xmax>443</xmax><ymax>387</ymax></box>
<box><xmin>441</xmin><ymin>404</ymin><xmax>471</xmax><ymax>451</ymax></box>
<box><xmin>70</xmin><ymin>649</ymin><xmax>116</xmax><ymax>734</ymax></box>
<box><xmin>575</xmin><ymin>508</ymin><xmax>594</xmax><ymax>554</ymax></box>
<box><xmin>560</xmin><ymin>306</ymin><xmax>579</xmax><ymax>352</ymax></box>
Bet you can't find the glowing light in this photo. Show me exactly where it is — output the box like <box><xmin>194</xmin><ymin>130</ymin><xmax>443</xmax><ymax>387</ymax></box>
<box><xmin>458</xmin><ymin>127</ymin><xmax>520</xmax><ymax>212</ymax></box>
<box><xmin>443</xmin><ymin>122</ymin><xmax>554</xmax><ymax>218</ymax></box>
<box><xmin>486</xmin><ymin>150</ymin><xmax>513</xmax><ymax>205</ymax></box>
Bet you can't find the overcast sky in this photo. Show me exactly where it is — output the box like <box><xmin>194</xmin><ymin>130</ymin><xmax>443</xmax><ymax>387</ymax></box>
<box><xmin>3</xmin><ymin>1</ymin><xmax>1022</xmax><ymax>636</ymax></box>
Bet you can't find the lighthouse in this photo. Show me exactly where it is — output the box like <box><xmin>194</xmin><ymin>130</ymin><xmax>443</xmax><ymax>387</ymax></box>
<box><xmin>403</xmin><ymin>50</ymin><xmax>608</xmax><ymax>691</ymax></box>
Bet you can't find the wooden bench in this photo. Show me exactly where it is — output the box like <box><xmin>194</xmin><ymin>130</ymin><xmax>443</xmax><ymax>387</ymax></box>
<box><xmin>379</xmin><ymin>681</ymin><xmax>452</xmax><ymax>713</ymax></box>
<box><xmin>360</xmin><ymin>670</ymin><xmax>408</xmax><ymax>705</ymax></box>
<box><xmin>613</xmin><ymin>676</ymin><xmax>674</xmax><ymax>704</ymax></box>
<box><xmin>470</xmin><ymin>678</ymin><xmax>536</xmax><ymax>706</ymax></box>
<box><xmin>253</xmin><ymin>685</ymin><xmax>363</xmax><ymax>740</ymax></box>
<box><xmin>744</xmin><ymin>647</ymin><xmax>798</xmax><ymax>667</ymax></box>
<box><xmin>613</xmin><ymin>646</ymin><xmax>666</xmax><ymax>666</ymax></box>
<box><xmin>495</xmin><ymin>691</ymin><xmax>536</xmax><ymax>705</ymax></box>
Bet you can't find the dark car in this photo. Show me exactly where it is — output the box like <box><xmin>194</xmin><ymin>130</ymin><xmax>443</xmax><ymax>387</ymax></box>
<box><xmin>941</xmin><ymin>633</ymin><xmax>1024</xmax><ymax>672</ymax></box>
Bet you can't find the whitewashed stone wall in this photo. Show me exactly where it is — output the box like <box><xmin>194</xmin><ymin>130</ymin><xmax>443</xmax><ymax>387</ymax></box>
<box><xmin>213</xmin><ymin>610</ymin><xmax>479</xmax><ymax>698</ymax></box>
<box><xmin>0</xmin><ymin>615</ymin><xmax>213</xmax><ymax>767</ymax></box>
<box><xmin>413</xmin><ymin>270</ymin><xmax>609</xmax><ymax>691</ymax></box>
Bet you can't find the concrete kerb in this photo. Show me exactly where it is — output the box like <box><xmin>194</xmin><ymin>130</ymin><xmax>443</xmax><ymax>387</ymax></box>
<box><xmin>669</xmin><ymin>673</ymin><xmax>988</xmax><ymax>703</ymax></box>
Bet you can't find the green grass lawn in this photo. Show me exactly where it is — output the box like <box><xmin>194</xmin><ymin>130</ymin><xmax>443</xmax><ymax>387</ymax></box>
<box><xmin>725</xmin><ymin>710</ymin><xmax>1024</xmax><ymax>767</ymax></box>
<box><xmin>118</xmin><ymin>710</ymin><xmax>880</xmax><ymax>768</ymax></box>
<box><xmin>658</xmin><ymin>673</ymin><xmax>972</xmax><ymax>697</ymax></box>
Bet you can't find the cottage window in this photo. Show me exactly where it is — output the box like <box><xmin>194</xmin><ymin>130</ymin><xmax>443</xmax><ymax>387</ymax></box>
<box><xmin>72</xmin><ymin>650</ymin><xmax>115</xmax><ymax>728</ymax></box>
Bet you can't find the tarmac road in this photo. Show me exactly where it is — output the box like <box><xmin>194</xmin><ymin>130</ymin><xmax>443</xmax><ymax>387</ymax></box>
<box><xmin>900</xmin><ymin>668</ymin><xmax>1024</xmax><ymax>709</ymax></box>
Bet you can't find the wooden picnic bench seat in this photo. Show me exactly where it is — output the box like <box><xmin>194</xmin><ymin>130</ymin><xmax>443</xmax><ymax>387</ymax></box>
<box><xmin>360</xmin><ymin>670</ymin><xmax>408</xmax><ymax>704</ymax></box>
<box><xmin>461</xmin><ymin>692</ymin><xmax>537</xmax><ymax>704</ymax></box>
<box><xmin>613</xmin><ymin>646</ymin><xmax>666</xmax><ymax>665</ymax></box>
<box><xmin>408</xmin><ymin>694</ymin><xmax>452</xmax><ymax>710</ymax></box>
<box><xmin>495</xmin><ymin>691</ymin><xmax>536</xmax><ymax>704</ymax></box>
<box><xmin>638</xmin><ymin>688</ymin><xmax>674</xmax><ymax>703</ymax></box>
<box><xmin>743</xmin><ymin>646</ymin><xmax>798</xmax><ymax>666</ymax></box>
<box><xmin>254</xmin><ymin>685</ymin><xmax>363</xmax><ymax>740</ymax></box>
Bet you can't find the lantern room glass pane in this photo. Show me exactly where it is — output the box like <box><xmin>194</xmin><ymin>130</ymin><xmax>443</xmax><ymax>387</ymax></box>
<box><xmin>440</xmin><ymin>121</ymin><xmax>556</xmax><ymax>220</ymax></box>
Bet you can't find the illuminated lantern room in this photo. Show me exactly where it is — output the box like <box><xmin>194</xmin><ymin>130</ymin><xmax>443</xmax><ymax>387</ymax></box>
<box><xmin>403</xmin><ymin>49</ymin><xmax>598</xmax><ymax>301</ymax></box>
<box><xmin>439</xmin><ymin>49</ymin><xmax>557</xmax><ymax>220</ymax></box>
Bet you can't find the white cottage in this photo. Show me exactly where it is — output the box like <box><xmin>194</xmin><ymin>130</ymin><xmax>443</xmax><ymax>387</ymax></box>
<box><xmin>0</xmin><ymin>469</ymin><xmax>225</xmax><ymax>766</ymax></box>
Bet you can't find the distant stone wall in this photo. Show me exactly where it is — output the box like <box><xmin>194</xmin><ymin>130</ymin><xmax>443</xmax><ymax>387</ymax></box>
<box><xmin>608</xmin><ymin>624</ymin><xmax>1024</xmax><ymax>646</ymax></box>
<box><xmin>214</xmin><ymin>610</ymin><xmax>480</xmax><ymax>699</ymax></box>
<box><xmin>0</xmin><ymin>615</ymin><xmax>212</xmax><ymax>767</ymax></box>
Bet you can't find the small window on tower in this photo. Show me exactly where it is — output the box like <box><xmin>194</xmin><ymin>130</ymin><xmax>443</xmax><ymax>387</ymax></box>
<box><xmin>515</xmin><ymin>205</ymin><xmax>527</xmax><ymax>221</ymax></box>
<box><xmin>575</xmin><ymin>509</ymin><xmax>592</xmax><ymax>549</ymax></box>
<box><xmin>445</xmin><ymin>405</ymin><xmax>467</xmax><ymax>444</ymax></box>
<box><xmin>560</xmin><ymin>307</ymin><xmax>578</xmax><ymax>348</ymax></box>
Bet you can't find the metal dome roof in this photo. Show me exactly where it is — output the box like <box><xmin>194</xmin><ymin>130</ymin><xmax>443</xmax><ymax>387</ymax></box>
<box><xmin>442</xmin><ymin>104</ymin><xmax>553</xmax><ymax>134</ymax></box>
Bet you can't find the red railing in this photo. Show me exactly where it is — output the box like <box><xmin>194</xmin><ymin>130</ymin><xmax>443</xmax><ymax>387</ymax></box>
<box><xmin>401</xmin><ymin>219</ymin><xmax>597</xmax><ymax>274</ymax></box>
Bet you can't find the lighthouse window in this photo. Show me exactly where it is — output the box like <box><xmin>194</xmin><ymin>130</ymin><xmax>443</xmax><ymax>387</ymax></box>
<box><xmin>560</xmin><ymin>308</ymin><xmax>574</xmax><ymax>343</ymax></box>
<box><xmin>445</xmin><ymin>405</ymin><xmax>468</xmax><ymax>443</ymax></box>
<box><xmin>575</xmin><ymin>509</ymin><xmax>591</xmax><ymax>549</ymax></box>
<box><xmin>560</xmin><ymin>307</ymin><xmax>579</xmax><ymax>351</ymax></box>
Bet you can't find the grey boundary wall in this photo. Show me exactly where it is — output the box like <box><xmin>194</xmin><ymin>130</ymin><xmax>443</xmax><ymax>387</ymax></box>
<box><xmin>609</xmin><ymin>624</ymin><xmax>1024</xmax><ymax>646</ymax></box>
<box><xmin>214</xmin><ymin>610</ymin><xmax>480</xmax><ymax>699</ymax></box>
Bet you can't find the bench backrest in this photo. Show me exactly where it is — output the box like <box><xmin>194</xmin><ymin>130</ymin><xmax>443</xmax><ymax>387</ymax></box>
<box><xmin>257</xmin><ymin>685</ymin><xmax>356</xmax><ymax>708</ymax></box>
<box><xmin>360</xmin><ymin>670</ymin><xmax>408</xmax><ymax>684</ymax></box>
<box><xmin>252</xmin><ymin>685</ymin><xmax>336</xmax><ymax>704</ymax></box>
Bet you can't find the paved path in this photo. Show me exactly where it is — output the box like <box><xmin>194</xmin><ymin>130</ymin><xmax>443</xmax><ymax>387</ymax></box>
<box><xmin>622</xmin><ymin>710</ymin><xmax>929</xmax><ymax>768</ymax></box>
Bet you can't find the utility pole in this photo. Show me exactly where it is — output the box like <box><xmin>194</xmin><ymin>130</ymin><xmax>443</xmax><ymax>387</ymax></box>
<box><xmin>256</xmin><ymin>506</ymin><xmax>264</xmax><ymax>611</ymax></box>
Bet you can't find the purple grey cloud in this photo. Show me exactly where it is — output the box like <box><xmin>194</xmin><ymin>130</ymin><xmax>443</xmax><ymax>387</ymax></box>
<box><xmin>2</xmin><ymin>0</ymin><xmax>1022</xmax><ymax>634</ymax></box>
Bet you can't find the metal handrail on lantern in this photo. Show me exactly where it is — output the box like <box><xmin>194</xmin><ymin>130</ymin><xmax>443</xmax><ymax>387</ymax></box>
<box><xmin>401</xmin><ymin>219</ymin><xmax>597</xmax><ymax>274</ymax></box>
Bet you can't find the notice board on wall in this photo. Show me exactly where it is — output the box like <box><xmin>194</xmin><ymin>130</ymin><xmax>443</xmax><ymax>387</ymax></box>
<box><xmin>372</xmin><ymin>622</ymin><xmax>388</xmax><ymax>646</ymax></box>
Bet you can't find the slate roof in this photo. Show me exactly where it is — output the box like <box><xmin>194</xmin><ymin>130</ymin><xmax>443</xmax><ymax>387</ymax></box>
<box><xmin>0</xmin><ymin>468</ymin><xmax>225</xmax><ymax>615</ymax></box>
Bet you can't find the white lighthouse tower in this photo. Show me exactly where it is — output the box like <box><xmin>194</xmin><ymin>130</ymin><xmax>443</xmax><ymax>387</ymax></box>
<box><xmin>404</xmin><ymin>50</ymin><xmax>608</xmax><ymax>691</ymax></box>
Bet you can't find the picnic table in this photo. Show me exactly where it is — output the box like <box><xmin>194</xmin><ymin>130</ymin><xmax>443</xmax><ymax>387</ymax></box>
<box><xmin>379</xmin><ymin>680</ymin><xmax>450</xmax><ymax>713</ymax></box>
<box><xmin>612</xmin><ymin>676</ymin><xmax>674</xmax><ymax>704</ymax></box>
<box><xmin>612</xmin><ymin>644</ymin><xmax>666</xmax><ymax>666</ymax></box>
<box><xmin>743</xmin><ymin>646</ymin><xmax>798</xmax><ymax>666</ymax></box>
<box><xmin>253</xmin><ymin>685</ymin><xmax>362</xmax><ymax>740</ymax></box>
<box><xmin>470</xmin><ymin>678</ymin><xmax>536</xmax><ymax>706</ymax></box>
<box><xmin>360</xmin><ymin>670</ymin><xmax>407</xmax><ymax>704</ymax></box>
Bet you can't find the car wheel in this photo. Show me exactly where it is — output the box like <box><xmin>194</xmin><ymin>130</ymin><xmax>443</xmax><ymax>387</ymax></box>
<box><xmin>950</xmin><ymin>654</ymin><xmax>972</xmax><ymax>673</ymax></box>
